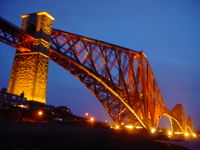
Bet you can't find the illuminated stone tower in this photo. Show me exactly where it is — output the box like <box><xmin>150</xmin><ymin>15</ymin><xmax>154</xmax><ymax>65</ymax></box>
<box><xmin>8</xmin><ymin>12</ymin><xmax>54</xmax><ymax>103</ymax></box>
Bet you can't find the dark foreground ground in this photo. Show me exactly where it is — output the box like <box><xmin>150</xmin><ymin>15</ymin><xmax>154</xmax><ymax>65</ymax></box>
<box><xmin>0</xmin><ymin>121</ymin><xmax>188</xmax><ymax>150</ymax></box>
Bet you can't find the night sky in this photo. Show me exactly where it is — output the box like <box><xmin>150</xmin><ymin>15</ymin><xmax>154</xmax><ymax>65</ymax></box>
<box><xmin>0</xmin><ymin>0</ymin><xmax>200</xmax><ymax>129</ymax></box>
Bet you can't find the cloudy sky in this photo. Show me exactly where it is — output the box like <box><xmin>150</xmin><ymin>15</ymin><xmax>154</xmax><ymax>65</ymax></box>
<box><xmin>0</xmin><ymin>0</ymin><xmax>200</xmax><ymax>129</ymax></box>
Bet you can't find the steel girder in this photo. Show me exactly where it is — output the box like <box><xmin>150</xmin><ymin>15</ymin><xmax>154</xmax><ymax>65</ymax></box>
<box><xmin>0</xmin><ymin>17</ymin><xmax>34</xmax><ymax>52</ymax></box>
<box><xmin>0</xmin><ymin>16</ymin><xmax>192</xmax><ymax>132</ymax></box>
<box><xmin>50</xmin><ymin>28</ymin><xmax>166</xmax><ymax>129</ymax></box>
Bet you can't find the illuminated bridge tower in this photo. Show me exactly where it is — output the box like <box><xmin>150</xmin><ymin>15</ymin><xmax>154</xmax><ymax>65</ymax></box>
<box><xmin>8</xmin><ymin>12</ymin><xmax>54</xmax><ymax>103</ymax></box>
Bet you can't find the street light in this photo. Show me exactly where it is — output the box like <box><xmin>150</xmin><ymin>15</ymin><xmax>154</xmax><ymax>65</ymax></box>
<box><xmin>115</xmin><ymin>125</ymin><xmax>120</xmax><ymax>130</ymax></box>
<box><xmin>125</xmin><ymin>125</ymin><xmax>134</xmax><ymax>129</ymax></box>
<box><xmin>192</xmin><ymin>133</ymin><xmax>197</xmax><ymax>137</ymax></box>
<box><xmin>85</xmin><ymin>112</ymin><xmax>89</xmax><ymax>117</ymax></box>
<box><xmin>184</xmin><ymin>132</ymin><xmax>189</xmax><ymax>137</ymax></box>
<box><xmin>151</xmin><ymin>128</ymin><xmax>156</xmax><ymax>134</ymax></box>
<box><xmin>37</xmin><ymin>110</ymin><xmax>43</xmax><ymax>116</ymax></box>
<box><xmin>167</xmin><ymin>130</ymin><xmax>173</xmax><ymax>137</ymax></box>
<box><xmin>90</xmin><ymin>117</ymin><xmax>94</xmax><ymax>122</ymax></box>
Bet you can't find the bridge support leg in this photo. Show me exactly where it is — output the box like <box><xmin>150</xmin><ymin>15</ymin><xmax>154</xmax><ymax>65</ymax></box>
<box><xmin>7</xmin><ymin>12</ymin><xmax>54</xmax><ymax>103</ymax></box>
<box><xmin>8</xmin><ymin>52</ymin><xmax>49</xmax><ymax>103</ymax></box>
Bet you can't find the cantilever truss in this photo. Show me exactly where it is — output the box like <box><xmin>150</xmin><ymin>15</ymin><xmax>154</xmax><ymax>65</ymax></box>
<box><xmin>0</xmin><ymin>17</ymin><xmax>34</xmax><ymax>52</ymax></box>
<box><xmin>50</xmin><ymin>29</ymin><xmax>165</xmax><ymax>129</ymax></box>
<box><xmin>0</xmin><ymin>16</ymin><xmax>194</xmax><ymax>133</ymax></box>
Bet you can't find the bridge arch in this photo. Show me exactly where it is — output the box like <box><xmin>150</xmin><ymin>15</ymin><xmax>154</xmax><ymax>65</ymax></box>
<box><xmin>162</xmin><ymin>113</ymin><xmax>184</xmax><ymax>133</ymax></box>
<box><xmin>156</xmin><ymin>114</ymin><xmax>173</xmax><ymax>132</ymax></box>
<box><xmin>49</xmin><ymin>49</ymin><xmax>147</xmax><ymax>129</ymax></box>
<box><xmin>0</xmin><ymin>15</ymin><xmax>194</xmax><ymax>134</ymax></box>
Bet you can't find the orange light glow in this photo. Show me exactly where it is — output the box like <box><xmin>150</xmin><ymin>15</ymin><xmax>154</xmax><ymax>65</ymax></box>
<box><xmin>135</xmin><ymin>126</ymin><xmax>143</xmax><ymax>129</ymax></box>
<box><xmin>21</xmin><ymin>14</ymin><xmax>30</xmax><ymax>18</ymax></box>
<box><xmin>115</xmin><ymin>125</ymin><xmax>120</xmax><ymax>130</ymax></box>
<box><xmin>21</xmin><ymin>12</ymin><xmax>55</xmax><ymax>20</ymax></box>
<box><xmin>16</xmin><ymin>46</ymin><xmax>31</xmax><ymax>52</ymax></box>
<box><xmin>90</xmin><ymin>117</ymin><xmax>94</xmax><ymax>121</ymax></box>
<box><xmin>142</xmin><ymin>52</ymin><xmax>147</xmax><ymax>58</ymax></box>
<box><xmin>37</xmin><ymin>110</ymin><xmax>43</xmax><ymax>116</ymax></box>
<box><xmin>37</xmin><ymin>12</ymin><xmax>55</xmax><ymax>20</ymax></box>
<box><xmin>167</xmin><ymin>130</ymin><xmax>173</xmax><ymax>136</ymax></box>
<box><xmin>125</xmin><ymin>125</ymin><xmax>134</xmax><ymax>129</ymax></box>
<box><xmin>85</xmin><ymin>112</ymin><xmax>89</xmax><ymax>116</ymax></box>
<box><xmin>151</xmin><ymin>128</ymin><xmax>156</xmax><ymax>134</ymax></box>
<box><xmin>184</xmin><ymin>132</ymin><xmax>189</xmax><ymax>137</ymax></box>
<box><xmin>192</xmin><ymin>133</ymin><xmax>197</xmax><ymax>137</ymax></box>
<box><xmin>174</xmin><ymin>131</ymin><xmax>183</xmax><ymax>135</ymax></box>
<box><xmin>17</xmin><ymin>104</ymin><xmax>28</xmax><ymax>109</ymax></box>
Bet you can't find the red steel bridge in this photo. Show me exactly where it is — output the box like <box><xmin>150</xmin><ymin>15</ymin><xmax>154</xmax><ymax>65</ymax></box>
<box><xmin>0</xmin><ymin>12</ymin><xmax>195</xmax><ymax>135</ymax></box>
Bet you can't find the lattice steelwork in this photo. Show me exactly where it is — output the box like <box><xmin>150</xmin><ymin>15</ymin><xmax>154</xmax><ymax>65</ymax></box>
<box><xmin>49</xmin><ymin>29</ymin><xmax>166</xmax><ymax>129</ymax></box>
<box><xmin>0</xmin><ymin>15</ymin><xmax>195</xmax><ymax>133</ymax></box>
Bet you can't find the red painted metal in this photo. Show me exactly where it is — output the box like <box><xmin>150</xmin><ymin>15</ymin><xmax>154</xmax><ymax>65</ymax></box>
<box><xmin>0</xmin><ymin>16</ymin><xmax>193</xmax><ymax>132</ymax></box>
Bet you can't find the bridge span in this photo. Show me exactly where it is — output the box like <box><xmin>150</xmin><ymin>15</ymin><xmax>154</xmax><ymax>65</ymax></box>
<box><xmin>0</xmin><ymin>12</ymin><xmax>196</xmax><ymax>135</ymax></box>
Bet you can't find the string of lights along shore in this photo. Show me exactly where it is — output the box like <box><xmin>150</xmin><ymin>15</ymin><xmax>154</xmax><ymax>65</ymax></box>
<box><xmin>0</xmin><ymin>11</ymin><xmax>197</xmax><ymax>137</ymax></box>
